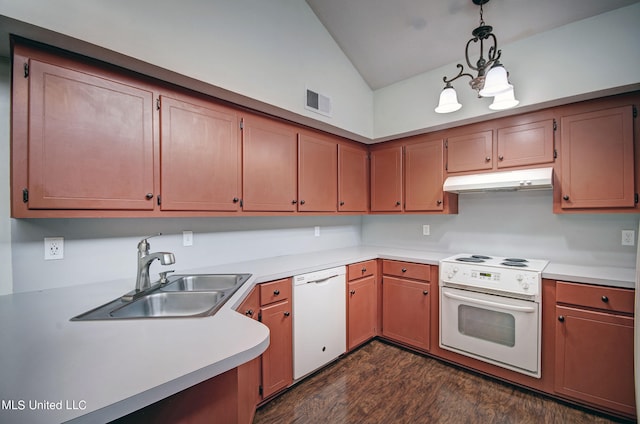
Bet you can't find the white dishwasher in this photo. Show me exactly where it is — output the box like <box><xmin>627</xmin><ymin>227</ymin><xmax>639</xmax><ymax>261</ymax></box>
<box><xmin>293</xmin><ymin>266</ymin><xmax>346</xmax><ymax>380</ymax></box>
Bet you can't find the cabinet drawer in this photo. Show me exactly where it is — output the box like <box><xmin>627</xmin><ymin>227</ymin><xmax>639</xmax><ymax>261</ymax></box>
<box><xmin>347</xmin><ymin>260</ymin><xmax>377</xmax><ymax>281</ymax></box>
<box><xmin>556</xmin><ymin>281</ymin><xmax>634</xmax><ymax>314</ymax></box>
<box><xmin>260</xmin><ymin>278</ymin><xmax>292</xmax><ymax>306</ymax></box>
<box><xmin>382</xmin><ymin>260</ymin><xmax>430</xmax><ymax>281</ymax></box>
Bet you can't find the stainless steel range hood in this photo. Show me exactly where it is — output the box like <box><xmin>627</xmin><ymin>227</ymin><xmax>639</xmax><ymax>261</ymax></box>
<box><xmin>443</xmin><ymin>167</ymin><xmax>553</xmax><ymax>193</ymax></box>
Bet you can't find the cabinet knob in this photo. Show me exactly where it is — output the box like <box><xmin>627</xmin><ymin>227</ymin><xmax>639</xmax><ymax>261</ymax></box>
<box><xmin>361</xmin><ymin>267</ymin><xmax>367</xmax><ymax>273</ymax></box>
<box><xmin>145</xmin><ymin>193</ymin><xmax>154</xmax><ymax>200</ymax></box>
<box><xmin>395</xmin><ymin>201</ymin><xmax>401</xmax><ymax>206</ymax></box>
<box><xmin>498</xmin><ymin>155</ymin><xmax>504</xmax><ymax>161</ymax></box>
<box><xmin>401</xmin><ymin>268</ymin><xmax>407</xmax><ymax>273</ymax></box>
<box><xmin>350</xmin><ymin>290</ymin><xmax>356</xmax><ymax>295</ymax></box>
<box><xmin>232</xmin><ymin>197</ymin><xmax>239</xmax><ymax>203</ymax></box>
<box><xmin>485</xmin><ymin>156</ymin><xmax>491</xmax><ymax>162</ymax></box>
<box><xmin>601</xmin><ymin>295</ymin><xmax>609</xmax><ymax>303</ymax></box>
<box><xmin>284</xmin><ymin>311</ymin><xmax>290</xmax><ymax>317</ymax></box>
<box><xmin>273</xmin><ymin>289</ymin><xmax>280</xmax><ymax>296</ymax></box>
<box><xmin>300</xmin><ymin>200</ymin><xmax>306</xmax><ymax>205</ymax></box>
<box><xmin>292</xmin><ymin>200</ymin><xmax>297</xmax><ymax>204</ymax></box>
<box><xmin>436</xmin><ymin>200</ymin><xmax>442</xmax><ymax>205</ymax></box>
<box><xmin>423</xmin><ymin>290</ymin><xmax>429</xmax><ymax>295</ymax></box>
<box><xmin>339</xmin><ymin>201</ymin><xmax>345</xmax><ymax>206</ymax></box>
<box><xmin>245</xmin><ymin>309</ymin><xmax>254</xmax><ymax>317</ymax></box>
<box><xmin>563</xmin><ymin>195</ymin><xmax>569</xmax><ymax>201</ymax></box>
<box><xmin>558</xmin><ymin>315</ymin><xmax>565</xmax><ymax>322</ymax></box>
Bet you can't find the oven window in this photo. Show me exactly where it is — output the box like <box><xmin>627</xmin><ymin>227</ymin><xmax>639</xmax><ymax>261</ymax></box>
<box><xmin>458</xmin><ymin>305</ymin><xmax>515</xmax><ymax>347</ymax></box>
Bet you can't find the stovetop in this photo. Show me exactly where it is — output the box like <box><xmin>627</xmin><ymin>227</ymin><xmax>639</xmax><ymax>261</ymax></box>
<box><xmin>441</xmin><ymin>253</ymin><xmax>549</xmax><ymax>273</ymax></box>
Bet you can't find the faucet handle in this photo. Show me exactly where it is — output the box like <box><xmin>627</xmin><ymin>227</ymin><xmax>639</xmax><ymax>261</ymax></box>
<box><xmin>159</xmin><ymin>270</ymin><xmax>175</xmax><ymax>285</ymax></box>
<box><xmin>138</xmin><ymin>233</ymin><xmax>162</xmax><ymax>252</ymax></box>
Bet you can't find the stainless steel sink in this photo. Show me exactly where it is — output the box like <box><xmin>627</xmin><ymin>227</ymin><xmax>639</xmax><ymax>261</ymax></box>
<box><xmin>109</xmin><ymin>291</ymin><xmax>226</xmax><ymax>318</ymax></box>
<box><xmin>71</xmin><ymin>273</ymin><xmax>251</xmax><ymax>320</ymax></box>
<box><xmin>161</xmin><ymin>274</ymin><xmax>251</xmax><ymax>292</ymax></box>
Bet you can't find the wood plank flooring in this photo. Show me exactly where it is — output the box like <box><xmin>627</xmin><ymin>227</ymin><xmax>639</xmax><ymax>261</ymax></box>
<box><xmin>254</xmin><ymin>340</ymin><xmax>630</xmax><ymax>424</ymax></box>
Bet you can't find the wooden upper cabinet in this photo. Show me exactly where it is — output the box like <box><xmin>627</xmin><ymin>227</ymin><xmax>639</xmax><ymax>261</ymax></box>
<box><xmin>242</xmin><ymin>114</ymin><xmax>298</xmax><ymax>212</ymax></box>
<box><xmin>405</xmin><ymin>138</ymin><xmax>445</xmax><ymax>212</ymax></box>
<box><xmin>25</xmin><ymin>58</ymin><xmax>155</xmax><ymax>210</ymax></box>
<box><xmin>370</xmin><ymin>146</ymin><xmax>403</xmax><ymax>212</ymax></box>
<box><xmin>559</xmin><ymin>105</ymin><xmax>635</xmax><ymax>209</ymax></box>
<box><xmin>446</xmin><ymin>130</ymin><xmax>493</xmax><ymax>173</ymax></box>
<box><xmin>298</xmin><ymin>131</ymin><xmax>338</xmax><ymax>212</ymax></box>
<box><xmin>496</xmin><ymin>119</ymin><xmax>555</xmax><ymax>169</ymax></box>
<box><xmin>338</xmin><ymin>144</ymin><xmax>369</xmax><ymax>212</ymax></box>
<box><xmin>159</xmin><ymin>95</ymin><xmax>240</xmax><ymax>211</ymax></box>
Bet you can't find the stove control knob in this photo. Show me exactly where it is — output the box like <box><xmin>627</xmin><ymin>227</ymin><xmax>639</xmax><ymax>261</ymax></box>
<box><xmin>521</xmin><ymin>282</ymin><xmax>530</xmax><ymax>290</ymax></box>
<box><xmin>447</xmin><ymin>273</ymin><xmax>454</xmax><ymax>279</ymax></box>
<box><xmin>453</xmin><ymin>267</ymin><xmax>459</xmax><ymax>273</ymax></box>
<box><xmin>516</xmin><ymin>274</ymin><xmax>523</xmax><ymax>281</ymax></box>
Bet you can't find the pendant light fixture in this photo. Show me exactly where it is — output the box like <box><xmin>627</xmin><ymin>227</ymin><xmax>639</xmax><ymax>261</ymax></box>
<box><xmin>435</xmin><ymin>0</ymin><xmax>518</xmax><ymax>113</ymax></box>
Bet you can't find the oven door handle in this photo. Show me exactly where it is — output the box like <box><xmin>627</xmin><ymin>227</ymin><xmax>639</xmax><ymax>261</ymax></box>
<box><xmin>443</xmin><ymin>290</ymin><xmax>537</xmax><ymax>313</ymax></box>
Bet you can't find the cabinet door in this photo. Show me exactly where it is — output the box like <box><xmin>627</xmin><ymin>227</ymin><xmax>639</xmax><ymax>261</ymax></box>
<box><xmin>160</xmin><ymin>95</ymin><xmax>240</xmax><ymax>211</ymax></box>
<box><xmin>555</xmin><ymin>305</ymin><xmax>635</xmax><ymax>416</ymax></box>
<box><xmin>370</xmin><ymin>146</ymin><xmax>403</xmax><ymax>212</ymax></box>
<box><xmin>298</xmin><ymin>132</ymin><xmax>337</xmax><ymax>212</ymax></box>
<box><xmin>446</xmin><ymin>130</ymin><xmax>493</xmax><ymax>173</ymax></box>
<box><xmin>242</xmin><ymin>114</ymin><xmax>298</xmax><ymax>211</ymax></box>
<box><xmin>560</xmin><ymin>106</ymin><xmax>635</xmax><ymax>208</ymax></box>
<box><xmin>260</xmin><ymin>300</ymin><xmax>293</xmax><ymax>399</ymax></box>
<box><xmin>497</xmin><ymin>119</ymin><xmax>554</xmax><ymax>169</ymax></box>
<box><xmin>338</xmin><ymin>144</ymin><xmax>369</xmax><ymax>212</ymax></box>
<box><xmin>382</xmin><ymin>276</ymin><xmax>430</xmax><ymax>351</ymax></box>
<box><xmin>27</xmin><ymin>59</ymin><xmax>155</xmax><ymax>210</ymax></box>
<box><xmin>405</xmin><ymin>139</ymin><xmax>445</xmax><ymax>211</ymax></box>
<box><xmin>347</xmin><ymin>275</ymin><xmax>377</xmax><ymax>351</ymax></box>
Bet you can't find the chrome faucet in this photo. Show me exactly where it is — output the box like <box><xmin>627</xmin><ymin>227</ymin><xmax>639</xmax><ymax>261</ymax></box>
<box><xmin>135</xmin><ymin>233</ymin><xmax>175</xmax><ymax>293</ymax></box>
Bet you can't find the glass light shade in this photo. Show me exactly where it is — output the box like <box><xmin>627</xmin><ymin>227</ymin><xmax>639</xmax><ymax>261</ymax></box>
<box><xmin>489</xmin><ymin>87</ymin><xmax>520</xmax><ymax>110</ymax></box>
<box><xmin>435</xmin><ymin>86</ymin><xmax>462</xmax><ymax>113</ymax></box>
<box><xmin>479</xmin><ymin>65</ymin><xmax>512</xmax><ymax>97</ymax></box>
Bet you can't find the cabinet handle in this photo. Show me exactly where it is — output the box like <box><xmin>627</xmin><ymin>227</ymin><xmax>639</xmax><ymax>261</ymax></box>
<box><xmin>395</xmin><ymin>201</ymin><xmax>401</xmax><ymax>206</ymax></box>
<box><xmin>436</xmin><ymin>200</ymin><xmax>442</xmax><ymax>205</ymax></box>
<box><xmin>423</xmin><ymin>290</ymin><xmax>429</xmax><ymax>295</ymax></box>
<box><xmin>273</xmin><ymin>289</ymin><xmax>280</xmax><ymax>296</ymax></box>
<box><xmin>245</xmin><ymin>309</ymin><xmax>254</xmax><ymax>317</ymax></box>
<box><xmin>558</xmin><ymin>315</ymin><xmax>565</xmax><ymax>322</ymax></box>
<box><xmin>233</xmin><ymin>197</ymin><xmax>239</xmax><ymax>203</ymax></box>
<box><xmin>498</xmin><ymin>155</ymin><xmax>504</xmax><ymax>161</ymax></box>
<box><xmin>350</xmin><ymin>290</ymin><xmax>356</xmax><ymax>295</ymax></box>
<box><xmin>339</xmin><ymin>201</ymin><xmax>345</xmax><ymax>206</ymax></box>
<box><xmin>145</xmin><ymin>193</ymin><xmax>154</xmax><ymax>200</ymax></box>
<box><xmin>563</xmin><ymin>195</ymin><xmax>569</xmax><ymax>201</ymax></box>
<box><xmin>401</xmin><ymin>268</ymin><xmax>407</xmax><ymax>273</ymax></box>
<box><xmin>485</xmin><ymin>156</ymin><xmax>491</xmax><ymax>162</ymax></box>
<box><xmin>292</xmin><ymin>200</ymin><xmax>297</xmax><ymax>204</ymax></box>
<box><xmin>361</xmin><ymin>267</ymin><xmax>367</xmax><ymax>273</ymax></box>
<box><xmin>601</xmin><ymin>295</ymin><xmax>609</xmax><ymax>303</ymax></box>
<box><xmin>300</xmin><ymin>200</ymin><xmax>306</xmax><ymax>205</ymax></box>
<box><xmin>284</xmin><ymin>311</ymin><xmax>290</xmax><ymax>317</ymax></box>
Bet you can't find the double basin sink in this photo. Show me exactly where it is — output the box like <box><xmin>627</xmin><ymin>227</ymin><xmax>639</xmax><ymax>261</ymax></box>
<box><xmin>72</xmin><ymin>274</ymin><xmax>251</xmax><ymax>320</ymax></box>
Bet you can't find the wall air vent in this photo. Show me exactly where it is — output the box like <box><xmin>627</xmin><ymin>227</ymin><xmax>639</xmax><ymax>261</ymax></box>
<box><xmin>305</xmin><ymin>88</ymin><xmax>332</xmax><ymax>117</ymax></box>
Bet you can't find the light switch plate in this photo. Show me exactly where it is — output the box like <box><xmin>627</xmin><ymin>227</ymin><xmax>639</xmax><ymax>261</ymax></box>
<box><xmin>183</xmin><ymin>231</ymin><xmax>193</xmax><ymax>246</ymax></box>
<box><xmin>314</xmin><ymin>226</ymin><xmax>320</xmax><ymax>237</ymax></box>
<box><xmin>423</xmin><ymin>225</ymin><xmax>430</xmax><ymax>236</ymax></box>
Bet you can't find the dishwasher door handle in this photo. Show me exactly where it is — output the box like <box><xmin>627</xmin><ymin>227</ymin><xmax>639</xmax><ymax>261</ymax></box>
<box><xmin>309</xmin><ymin>275</ymin><xmax>340</xmax><ymax>285</ymax></box>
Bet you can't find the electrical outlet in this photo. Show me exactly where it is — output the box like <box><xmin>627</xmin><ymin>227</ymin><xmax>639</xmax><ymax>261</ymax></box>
<box><xmin>183</xmin><ymin>231</ymin><xmax>193</xmax><ymax>247</ymax></box>
<box><xmin>622</xmin><ymin>230</ymin><xmax>635</xmax><ymax>246</ymax></box>
<box><xmin>44</xmin><ymin>237</ymin><xmax>64</xmax><ymax>260</ymax></box>
<box><xmin>423</xmin><ymin>225</ymin><xmax>430</xmax><ymax>236</ymax></box>
<box><xmin>314</xmin><ymin>226</ymin><xmax>320</xmax><ymax>237</ymax></box>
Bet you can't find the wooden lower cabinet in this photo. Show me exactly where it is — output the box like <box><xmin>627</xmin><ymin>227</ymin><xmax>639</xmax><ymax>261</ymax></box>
<box><xmin>381</xmin><ymin>261</ymin><xmax>431</xmax><ymax>351</ymax></box>
<box><xmin>260</xmin><ymin>297</ymin><xmax>293</xmax><ymax>398</ymax></box>
<box><xmin>347</xmin><ymin>260</ymin><xmax>378</xmax><ymax>351</ymax></box>
<box><xmin>554</xmin><ymin>282</ymin><xmax>636</xmax><ymax>418</ymax></box>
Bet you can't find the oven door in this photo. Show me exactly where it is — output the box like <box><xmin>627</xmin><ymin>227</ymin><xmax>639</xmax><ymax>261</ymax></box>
<box><xmin>440</xmin><ymin>286</ymin><xmax>540</xmax><ymax>377</ymax></box>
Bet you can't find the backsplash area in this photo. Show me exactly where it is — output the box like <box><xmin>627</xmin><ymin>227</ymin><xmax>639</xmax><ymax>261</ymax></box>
<box><xmin>10</xmin><ymin>216</ymin><xmax>362</xmax><ymax>293</ymax></box>
<box><xmin>362</xmin><ymin>190</ymin><xmax>639</xmax><ymax>268</ymax></box>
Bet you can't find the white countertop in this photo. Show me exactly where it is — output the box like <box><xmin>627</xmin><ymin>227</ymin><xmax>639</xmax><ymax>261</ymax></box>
<box><xmin>0</xmin><ymin>245</ymin><xmax>635</xmax><ymax>423</ymax></box>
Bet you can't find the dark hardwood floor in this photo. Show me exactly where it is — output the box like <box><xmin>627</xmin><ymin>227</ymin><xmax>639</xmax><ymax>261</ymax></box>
<box><xmin>254</xmin><ymin>340</ymin><xmax>629</xmax><ymax>424</ymax></box>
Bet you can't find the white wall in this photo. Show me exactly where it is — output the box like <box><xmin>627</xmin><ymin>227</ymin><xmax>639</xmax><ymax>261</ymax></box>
<box><xmin>373</xmin><ymin>3</ymin><xmax>640</xmax><ymax>140</ymax></box>
<box><xmin>0</xmin><ymin>57</ymin><xmax>11</xmax><ymax>295</ymax></box>
<box><xmin>363</xmin><ymin>190</ymin><xmax>640</xmax><ymax>269</ymax></box>
<box><xmin>0</xmin><ymin>0</ymin><xmax>374</xmax><ymax>139</ymax></box>
<box><xmin>11</xmin><ymin>215</ymin><xmax>362</xmax><ymax>293</ymax></box>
